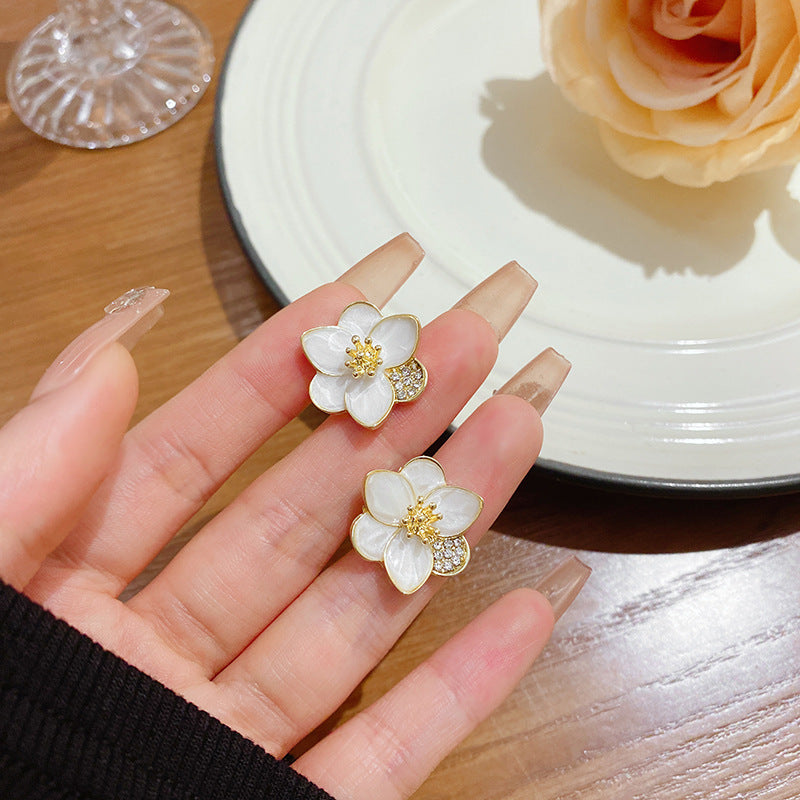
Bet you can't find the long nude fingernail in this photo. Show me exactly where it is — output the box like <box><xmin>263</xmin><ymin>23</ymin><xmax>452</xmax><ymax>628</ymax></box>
<box><xmin>453</xmin><ymin>261</ymin><xmax>537</xmax><ymax>341</ymax></box>
<box><xmin>338</xmin><ymin>233</ymin><xmax>425</xmax><ymax>307</ymax></box>
<box><xmin>499</xmin><ymin>347</ymin><xmax>571</xmax><ymax>416</ymax></box>
<box><xmin>32</xmin><ymin>287</ymin><xmax>169</xmax><ymax>400</ymax></box>
<box><xmin>533</xmin><ymin>555</ymin><xmax>591</xmax><ymax>622</ymax></box>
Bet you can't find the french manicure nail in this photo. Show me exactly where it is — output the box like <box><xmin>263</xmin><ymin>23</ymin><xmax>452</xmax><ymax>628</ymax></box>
<box><xmin>454</xmin><ymin>261</ymin><xmax>537</xmax><ymax>341</ymax></box>
<box><xmin>499</xmin><ymin>347</ymin><xmax>571</xmax><ymax>416</ymax></box>
<box><xmin>534</xmin><ymin>556</ymin><xmax>591</xmax><ymax>622</ymax></box>
<box><xmin>32</xmin><ymin>287</ymin><xmax>169</xmax><ymax>400</ymax></box>
<box><xmin>339</xmin><ymin>233</ymin><xmax>425</xmax><ymax>307</ymax></box>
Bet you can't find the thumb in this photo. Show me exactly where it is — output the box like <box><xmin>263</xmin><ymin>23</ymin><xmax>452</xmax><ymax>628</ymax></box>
<box><xmin>0</xmin><ymin>286</ymin><xmax>167</xmax><ymax>590</ymax></box>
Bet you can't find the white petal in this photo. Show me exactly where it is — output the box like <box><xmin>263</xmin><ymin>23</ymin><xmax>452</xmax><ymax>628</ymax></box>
<box><xmin>351</xmin><ymin>513</ymin><xmax>398</xmax><ymax>561</ymax></box>
<box><xmin>384</xmin><ymin>532</ymin><xmax>434</xmax><ymax>594</ymax></box>
<box><xmin>338</xmin><ymin>302</ymin><xmax>383</xmax><ymax>338</ymax></box>
<box><xmin>401</xmin><ymin>456</ymin><xmax>446</xmax><ymax>497</ymax></box>
<box><xmin>369</xmin><ymin>315</ymin><xmax>420</xmax><ymax>369</ymax></box>
<box><xmin>301</xmin><ymin>326</ymin><xmax>350</xmax><ymax>375</ymax></box>
<box><xmin>345</xmin><ymin>374</ymin><xmax>395</xmax><ymax>428</ymax></box>
<box><xmin>364</xmin><ymin>469</ymin><xmax>415</xmax><ymax>525</ymax></box>
<box><xmin>426</xmin><ymin>486</ymin><xmax>483</xmax><ymax>537</ymax></box>
<box><xmin>309</xmin><ymin>373</ymin><xmax>348</xmax><ymax>413</ymax></box>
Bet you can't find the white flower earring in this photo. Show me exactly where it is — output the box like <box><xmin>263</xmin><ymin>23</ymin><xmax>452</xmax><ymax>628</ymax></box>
<box><xmin>351</xmin><ymin>456</ymin><xmax>484</xmax><ymax>594</ymax></box>
<box><xmin>301</xmin><ymin>301</ymin><xmax>427</xmax><ymax>428</ymax></box>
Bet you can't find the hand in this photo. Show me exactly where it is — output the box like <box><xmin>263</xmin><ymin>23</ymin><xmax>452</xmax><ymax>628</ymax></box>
<box><xmin>0</xmin><ymin>235</ymin><xmax>578</xmax><ymax>799</ymax></box>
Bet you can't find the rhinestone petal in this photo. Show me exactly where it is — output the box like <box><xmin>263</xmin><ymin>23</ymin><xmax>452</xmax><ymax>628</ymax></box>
<box><xmin>431</xmin><ymin>535</ymin><xmax>470</xmax><ymax>576</ymax></box>
<box><xmin>386</xmin><ymin>358</ymin><xmax>427</xmax><ymax>403</ymax></box>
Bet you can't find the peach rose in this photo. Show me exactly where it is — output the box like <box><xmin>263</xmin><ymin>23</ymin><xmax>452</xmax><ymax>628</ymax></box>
<box><xmin>540</xmin><ymin>0</ymin><xmax>800</xmax><ymax>185</ymax></box>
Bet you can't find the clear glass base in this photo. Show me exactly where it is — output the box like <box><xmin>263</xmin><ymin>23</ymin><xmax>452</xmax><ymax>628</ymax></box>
<box><xmin>6</xmin><ymin>0</ymin><xmax>214</xmax><ymax>149</ymax></box>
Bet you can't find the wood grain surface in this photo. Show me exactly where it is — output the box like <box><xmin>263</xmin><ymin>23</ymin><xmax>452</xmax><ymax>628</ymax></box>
<box><xmin>1</xmin><ymin>2</ymin><xmax>799</xmax><ymax>798</ymax></box>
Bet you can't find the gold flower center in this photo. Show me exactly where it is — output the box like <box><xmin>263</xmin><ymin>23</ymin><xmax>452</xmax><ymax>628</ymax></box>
<box><xmin>345</xmin><ymin>335</ymin><xmax>383</xmax><ymax>378</ymax></box>
<box><xmin>401</xmin><ymin>498</ymin><xmax>443</xmax><ymax>544</ymax></box>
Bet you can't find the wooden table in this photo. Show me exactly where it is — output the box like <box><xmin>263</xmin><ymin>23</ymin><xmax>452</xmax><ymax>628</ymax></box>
<box><xmin>2</xmin><ymin>3</ymin><xmax>799</xmax><ymax>798</ymax></box>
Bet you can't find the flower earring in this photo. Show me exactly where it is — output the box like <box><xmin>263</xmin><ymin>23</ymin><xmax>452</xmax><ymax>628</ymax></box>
<box><xmin>351</xmin><ymin>456</ymin><xmax>483</xmax><ymax>594</ymax></box>
<box><xmin>301</xmin><ymin>301</ymin><xmax>427</xmax><ymax>428</ymax></box>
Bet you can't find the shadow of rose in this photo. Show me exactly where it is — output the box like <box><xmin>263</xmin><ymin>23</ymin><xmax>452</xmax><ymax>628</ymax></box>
<box><xmin>480</xmin><ymin>74</ymin><xmax>800</xmax><ymax>277</ymax></box>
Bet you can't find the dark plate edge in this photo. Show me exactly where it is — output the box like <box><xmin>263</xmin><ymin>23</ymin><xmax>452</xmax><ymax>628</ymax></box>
<box><xmin>211</xmin><ymin>1</ymin><xmax>800</xmax><ymax>499</ymax></box>
<box><xmin>534</xmin><ymin>458</ymin><xmax>800</xmax><ymax>498</ymax></box>
<box><xmin>213</xmin><ymin>0</ymin><xmax>291</xmax><ymax>308</ymax></box>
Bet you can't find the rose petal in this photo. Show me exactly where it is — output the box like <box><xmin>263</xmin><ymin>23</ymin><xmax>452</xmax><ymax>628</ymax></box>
<box><xmin>364</xmin><ymin>469</ymin><xmax>415</xmax><ymax>525</ymax></box>
<box><xmin>337</xmin><ymin>302</ymin><xmax>383</xmax><ymax>339</ymax></box>
<box><xmin>309</xmin><ymin>373</ymin><xmax>349</xmax><ymax>413</ymax></box>
<box><xmin>425</xmin><ymin>486</ymin><xmax>484</xmax><ymax>538</ymax></box>
<box><xmin>368</xmin><ymin>314</ymin><xmax>420</xmax><ymax>369</ymax></box>
<box><xmin>351</xmin><ymin>513</ymin><xmax>399</xmax><ymax>561</ymax></box>
<box><xmin>301</xmin><ymin>326</ymin><xmax>350</xmax><ymax>375</ymax></box>
<box><xmin>649</xmin><ymin>41</ymin><xmax>794</xmax><ymax>145</ymax></box>
<box><xmin>345</xmin><ymin>374</ymin><xmax>395</xmax><ymax>428</ymax></box>
<box><xmin>651</xmin><ymin>0</ymin><xmax>743</xmax><ymax>43</ymax></box>
<box><xmin>401</xmin><ymin>456</ymin><xmax>446</xmax><ymax>498</ymax></box>
<box><xmin>542</xmin><ymin>0</ymin><xmax>800</xmax><ymax>187</ymax></box>
<box><xmin>598</xmin><ymin>116</ymin><xmax>800</xmax><ymax>185</ymax></box>
<box><xmin>384</xmin><ymin>531</ymin><xmax>434</xmax><ymax>594</ymax></box>
<box><xmin>608</xmin><ymin>28</ymin><xmax>742</xmax><ymax>109</ymax></box>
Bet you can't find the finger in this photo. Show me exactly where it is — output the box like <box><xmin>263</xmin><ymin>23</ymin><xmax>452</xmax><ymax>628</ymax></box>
<box><xmin>203</xmin><ymin>388</ymin><xmax>544</xmax><ymax>750</ymax></box>
<box><xmin>28</xmin><ymin>235</ymin><xmax>424</xmax><ymax>599</ymax></box>
<box><xmin>0</xmin><ymin>344</ymin><xmax>138</xmax><ymax>590</ymax></box>
<box><xmin>128</xmin><ymin>264</ymin><xmax>536</xmax><ymax>676</ymax></box>
<box><xmin>294</xmin><ymin>588</ymin><xmax>555</xmax><ymax>800</ymax></box>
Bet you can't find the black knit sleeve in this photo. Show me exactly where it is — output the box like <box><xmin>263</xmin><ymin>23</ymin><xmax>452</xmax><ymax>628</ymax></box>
<box><xmin>0</xmin><ymin>580</ymin><xmax>337</xmax><ymax>800</ymax></box>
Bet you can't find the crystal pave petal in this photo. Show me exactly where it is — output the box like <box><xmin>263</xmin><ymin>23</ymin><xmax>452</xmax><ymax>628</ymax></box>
<box><xmin>351</xmin><ymin>513</ymin><xmax>399</xmax><ymax>561</ymax></box>
<box><xmin>424</xmin><ymin>486</ymin><xmax>484</xmax><ymax>537</ymax></box>
<box><xmin>301</xmin><ymin>326</ymin><xmax>351</xmax><ymax>375</ymax></box>
<box><xmin>309</xmin><ymin>373</ymin><xmax>349</xmax><ymax>413</ymax></box>
<box><xmin>431</xmin><ymin>535</ymin><xmax>470</xmax><ymax>576</ymax></box>
<box><xmin>401</xmin><ymin>456</ymin><xmax>447</xmax><ymax>497</ymax></box>
<box><xmin>364</xmin><ymin>470</ymin><xmax>416</xmax><ymax>525</ymax></box>
<box><xmin>384</xmin><ymin>531</ymin><xmax>434</xmax><ymax>594</ymax></box>
<box><xmin>344</xmin><ymin>373</ymin><xmax>395</xmax><ymax>429</ymax></box>
<box><xmin>368</xmin><ymin>314</ymin><xmax>420</xmax><ymax>369</ymax></box>
<box><xmin>337</xmin><ymin>301</ymin><xmax>383</xmax><ymax>339</ymax></box>
<box><xmin>386</xmin><ymin>358</ymin><xmax>427</xmax><ymax>403</ymax></box>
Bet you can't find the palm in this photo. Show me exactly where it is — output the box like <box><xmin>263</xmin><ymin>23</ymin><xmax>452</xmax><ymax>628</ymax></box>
<box><xmin>1</xmin><ymin>237</ymin><xmax>554</xmax><ymax>800</ymax></box>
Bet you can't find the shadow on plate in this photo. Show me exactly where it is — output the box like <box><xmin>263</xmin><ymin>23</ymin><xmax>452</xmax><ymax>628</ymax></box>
<box><xmin>480</xmin><ymin>74</ymin><xmax>800</xmax><ymax>274</ymax></box>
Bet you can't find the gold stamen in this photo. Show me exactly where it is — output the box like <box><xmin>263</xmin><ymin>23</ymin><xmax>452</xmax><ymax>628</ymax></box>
<box><xmin>343</xmin><ymin>335</ymin><xmax>383</xmax><ymax>378</ymax></box>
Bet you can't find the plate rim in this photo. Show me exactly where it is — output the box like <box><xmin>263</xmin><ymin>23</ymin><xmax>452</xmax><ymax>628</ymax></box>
<box><xmin>213</xmin><ymin>0</ymin><xmax>291</xmax><ymax>309</ymax></box>
<box><xmin>213</xmin><ymin>0</ymin><xmax>800</xmax><ymax>499</ymax></box>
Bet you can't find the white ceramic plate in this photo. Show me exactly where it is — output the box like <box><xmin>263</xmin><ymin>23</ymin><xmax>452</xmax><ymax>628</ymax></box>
<box><xmin>216</xmin><ymin>0</ymin><xmax>800</xmax><ymax>495</ymax></box>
